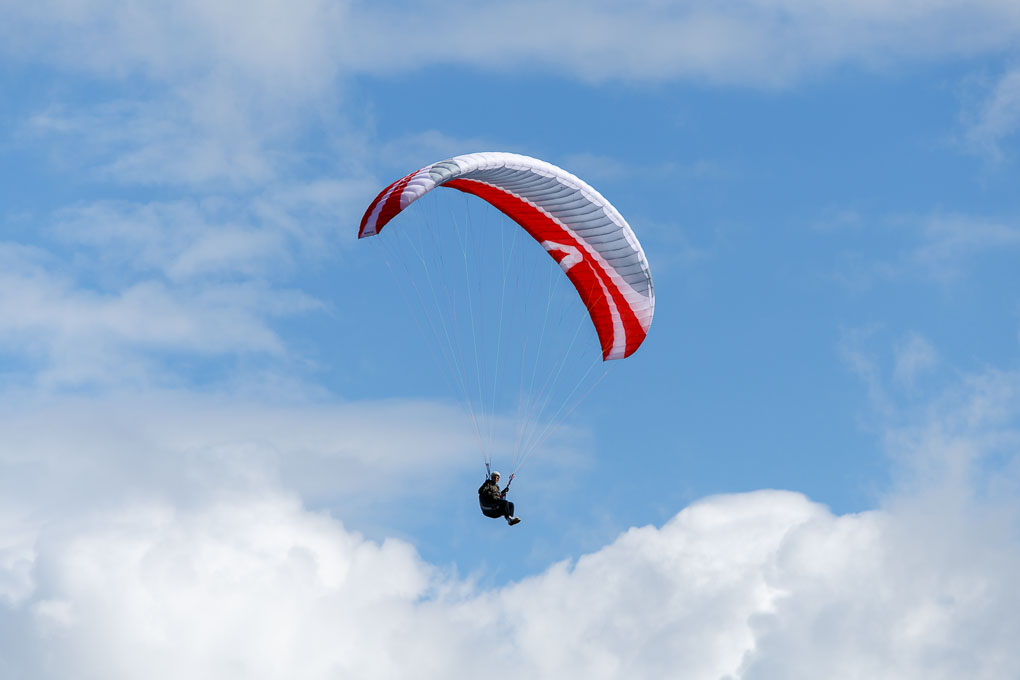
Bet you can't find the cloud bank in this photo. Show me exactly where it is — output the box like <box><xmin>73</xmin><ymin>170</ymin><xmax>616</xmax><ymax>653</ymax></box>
<box><xmin>2</xmin><ymin>487</ymin><xmax>1017</xmax><ymax>679</ymax></box>
<box><xmin>2</xmin><ymin>361</ymin><xmax>1019</xmax><ymax>678</ymax></box>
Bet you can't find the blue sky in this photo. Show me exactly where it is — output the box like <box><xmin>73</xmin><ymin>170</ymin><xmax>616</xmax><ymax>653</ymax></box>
<box><xmin>2</xmin><ymin>1</ymin><xmax>1020</xmax><ymax>677</ymax></box>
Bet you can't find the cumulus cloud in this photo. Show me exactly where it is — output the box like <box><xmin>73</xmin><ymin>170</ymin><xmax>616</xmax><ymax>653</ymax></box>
<box><xmin>1</xmin><ymin>360</ymin><xmax>1019</xmax><ymax>678</ymax></box>
<box><xmin>741</xmin><ymin>498</ymin><xmax>1020</xmax><ymax>680</ymax></box>
<box><xmin>0</xmin><ymin>509</ymin><xmax>36</xmax><ymax>607</ymax></box>
<box><xmin>18</xmin><ymin>495</ymin><xmax>433</xmax><ymax>680</ymax></box>
<box><xmin>0</xmin><ymin>486</ymin><xmax>1016</xmax><ymax>679</ymax></box>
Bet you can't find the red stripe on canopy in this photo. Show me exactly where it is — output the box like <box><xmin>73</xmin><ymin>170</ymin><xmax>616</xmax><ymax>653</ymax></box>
<box><xmin>443</xmin><ymin>178</ymin><xmax>646</xmax><ymax>360</ymax></box>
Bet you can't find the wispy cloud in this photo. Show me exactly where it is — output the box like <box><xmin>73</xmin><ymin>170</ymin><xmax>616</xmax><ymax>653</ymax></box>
<box><xmin>0</xmin><ymin>238</ymin><xmax>318</xmax><ymax>388</ymax></box>
<box><xmin>377</xmin><ymin>131</ymin><xmax>512</xmax><ymax>173</ymax></box>
<box><xmin>26</xmin><ymin>98</ymin><xmax>277</xmax><ymax>189</ymax></box>
<box><xmin>962</xmin><ymin>67</ymin><xmax>1020</xmax><ymax>161</ymax></box>
<box><xmin>5</xmin><ymin>0</ymin><xmax>1020</xmax><ymax>91</ymax></box>
<box><xmin>0</xmin><ymin>391</ymin><xmax>479</xmax><ymax>509</ymax></box>
<box><xmin>1</xmin><ymin>1</ymin><xmax>346</xmax><ymax>94</ymax></box>
<box><xmin>46</xmin><ymin>192</ymin><xmax>364</xmax><ymax>282</ymax></box>
<box><xmin>883</xmin><ymin>366</ymin><xmax>1020</xmax><ymax>500</ymax></box>
<box><xmin>0</xmin><ymin>152</ymin><xmax>376</xmax><ymax>388</ymax></box>
<box><xmin>832</xmin><ymin>211</ymin><xmax>1020</xmax><ymax>290</ymax></box>
<box><xmin>339</xmin><ymin>0</ymin><xmax>1020</xmax><ymax>87</ymax></box>
<box><xmin>911</xmin><ymin>212</ymin><xmax>1020</xmax><ymax>281</ymax></box>
<box><xmin>50</xmin><ymin>200</ymin><xmax>293</xmax><ymax>281</ymax></box>
<box><xmin>561</xmin><ymin>152</ymin><xmax>726</xmax><ymax>184</ymax></box>
<box><xmin>893</xmin><ymin>332</ymin><xmax>939</xmax><ymax>389</ymax></box>
<box><xmin>842</xmin><ymin>326</ymin><xmax>1020</xmax><ymax>505</ymax></box>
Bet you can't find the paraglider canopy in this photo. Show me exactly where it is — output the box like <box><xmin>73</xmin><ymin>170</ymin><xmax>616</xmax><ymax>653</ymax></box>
<box><xmin>359</xmin><ymin>152</ymin><xmax>654</xmax><ymax>360</ymax></box>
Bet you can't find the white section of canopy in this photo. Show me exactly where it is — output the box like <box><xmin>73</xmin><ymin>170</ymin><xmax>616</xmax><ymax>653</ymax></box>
<box><xmin>370</xmin><ymin>152</ymin><xmax>654</xmax><ymax>333</ymax></box>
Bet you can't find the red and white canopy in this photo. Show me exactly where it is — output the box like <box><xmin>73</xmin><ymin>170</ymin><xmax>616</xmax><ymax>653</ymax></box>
<box><xmin>359</xmin><ymin>152</ymin><xmax>654</xmax><ymax>360</ymax></box>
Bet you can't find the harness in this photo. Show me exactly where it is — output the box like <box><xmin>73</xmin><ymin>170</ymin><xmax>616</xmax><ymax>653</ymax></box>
<box><xmin>479</xmin><ymin>464</ymin><xmax>514</xmax><ymax>516</ymax></box>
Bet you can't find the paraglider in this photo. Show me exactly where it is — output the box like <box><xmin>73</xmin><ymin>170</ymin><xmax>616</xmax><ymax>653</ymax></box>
<box><xmin>478</xmin><ymin>470</ymin><xmax>520</xmax><ymax>525</ymax></box>
<box><xmin>359</xmin><ymin>152</ymin><xmax>654</xmax><ymax>523</ymax></box>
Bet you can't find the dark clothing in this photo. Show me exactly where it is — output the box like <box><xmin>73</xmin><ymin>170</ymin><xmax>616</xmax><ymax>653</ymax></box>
<box><xmin>481</xmin><ymin>499</ymin><xmax>515</xmax><ymax>520</ymax></box>
<box><xmin>478</xmin><ymin>479</ymin><xmax>504</xmax><ymax>505</ymax></box>
<box><xmin>478</xmin><ymin>478</ymin><xmax>513</xmax><ymax>520</ymax></box>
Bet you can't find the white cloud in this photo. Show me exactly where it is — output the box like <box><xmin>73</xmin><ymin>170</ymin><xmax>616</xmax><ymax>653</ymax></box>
<box><xmin>0</xmin><ymin>485</ymin><xmax>1016</xmax><ymax>679</ymax></box>
<box><xmin>0</xmin><ymin>244</ymin><xmax>315</xmax><ymax>386</ymax></box>
<box><xmin>838</xmin><ymin>325</ymin><xmax>897</xmax><ymax>418</ymax></box>
<box><xmin>0</xmin><ymin>509</ymin><xmax>36</xmax><ymax>607</ymax></box>
<box><xmin>884</xmin><ymin>368</ymin><xmax>1020</xmax><ymax>498</ymax></box>
<box><xmin>0</xmin><ymin>170</ymin><xmax>377</xmax><ymax>388</ymax></box>
<box><xmin>5</xmin><ymin>0</ymin><xmax>1020</xmax><ymax>91</ymax></box>
<box><xmin>833</xmin><ymin>212</ymin><xmax>1020</xmax><ymax>290</ymax></box>
<box><xmin>560</xmin><ymin>152</ymin><xmax>725</xmax><ymax>185</ymax></box>
<box><xmin>50</xmin><ymin>198</ymin><xmax>312</xmax><ymax>282</ymax></box>
<box><xmin>337</xmin><ymin>0</ymin><xmax>1020</xmax><ymax>87</ymax></box>
<box><xmin>741</xmin><ymin>498</ymin><xmax>1020</xmax><ymax>680</ymax></box>
<box><xmin>894</xmin><ymin>332</ymin><xmax>939</xmax><ymax>388</ymax></box>
<box><xmin>21</xmin><ymin>495</ymin><xmax>433</xmax><ymax>680</ymax></box>
<box><xmin>377</xmin><ymin>131</ymin><xmax>511</xmax><ymax>173</ymax></box>
<box><xmin>963</xmin><ymin>67</ymin><xmax>1020</xmax><ymax>160</ymax></box>
<box><xmin>4</xmin><ymin>0</ymin><xmax>1020</xmax><ymax>214</ymax></box>
<box><xmin>26</xmin><ymin>98</ymin><xmax>278</xmax><ymax>189</ymax></box>
<box><xmin>6</xmin><ymin>0</ymin><xmax>354</xmax><ymax>189</ymax></box>
<box><xmin>911</xmin><ymin>213</ymin><xmax>1020</xmax><ymax>282</ymax></box>
<box><xmin>1</xmin><ymin>354</ymin><xmax>1018</xmax><ymax>678</ymax></box>
<box><xmin>0</xmin><ymin>391</ymin><xmax>479</xmax><ymax>515</ymax></box>
<box><xmin>1</xmin><ymin>0</ymin><xmax>346</xmax><ymax>94</ymax></box>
